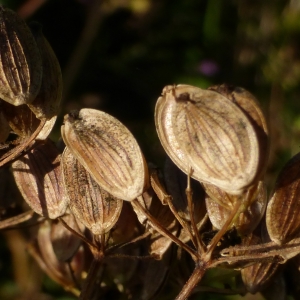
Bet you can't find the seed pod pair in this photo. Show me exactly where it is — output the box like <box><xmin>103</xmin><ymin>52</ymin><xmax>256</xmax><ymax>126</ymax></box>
<box><xmin>155</xmin><ymin>84</ymin><xmax>268</xmax><ymax>195</ymax></box>
<box><xmin>61</xmin><ymin>108</ymin><xmax>149</xmax><ymax>201</ymax></box>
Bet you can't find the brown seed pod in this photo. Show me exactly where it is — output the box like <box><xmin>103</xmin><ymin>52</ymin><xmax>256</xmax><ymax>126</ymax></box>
<box><xmin>205</xmin><ymin>181</ymin><xmax>267</xmax><ymax>235</ymax></box>
<box><xmin>61</xmin><ymin>108</ymin><xmax>149</xmax><ymax>201</ymax></box>
<box><xmin>27</xmin><ymin>22</ymin><xmax>62</xmax><ymax>120</ymax></box>
<box><xmin>209</xmin><ymin>84</ymin><xmax>269</xmax><ymax>182</ymax></box>
<box><xmin>12</xmin><ymin>139</ymin><xmax>67</xmax><ymax>219</ymax></box>
<box><xmin>266</xmin><ymin>152</ymin><xmax>300</xmax><ymax>244</ymax></box>
<box><xmin>0</xmin><ymin>7</ymin><xmax>42</xmax><ymax>106</ymax></box>
<box><xmin>62</xmin><ymin>146</ymin><xmax>123</xmax><ymax>235</ymax></box>
<box><xmin>241</xmin><ymin>230</ymin><xmax>280</xmax><ymax>294</ymax></box>
<box><xmin>155</xmin><ymin>84</ymin><xmax>260</xmax><ymax>195</ymax></box>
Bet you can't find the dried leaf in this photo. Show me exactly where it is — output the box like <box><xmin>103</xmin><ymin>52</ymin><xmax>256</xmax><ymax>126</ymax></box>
<box><xmin>155</xmin><ymin>84</ymin><xmax>260</xmax><ymax>195</ymax></box>
<box><xmin>266</xmin><ymin>152</ymin><xmax>300</xmax><ymax>244</ymax></box>
<box><xmin>0</xmin><ymin>7</ymin><xmax>42</xmax><ymax>105</ymax></box>
<box><xmin>62</xmin><ymin>146</ymin><xmax>123</xmax><ymax>235</ymax></box>
<box><xmin>12</xmin><ymin>139</ymin><xmax>67</xmax><ymax>219</ymax></box>
<box><xmin>61</xmin><ymin>108</ymin><xmax>149</xmax><ymax>201</ymax></box>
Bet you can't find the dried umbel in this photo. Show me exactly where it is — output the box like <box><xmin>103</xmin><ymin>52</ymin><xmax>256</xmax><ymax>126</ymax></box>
<box><xmin>12</xmin><ymin>139</ymin><xmax>67</xmax><ymax>219</ymax></box>
<box><xmin>62</xmin><ymin>147</ymin><xmax>123</xmax><ymax>235</ymax></box>
<box><xmin>0</xmin><ymin>6</ymin><xmax>42</xmax><ymax>106</ymax></box>
<box><xmin>155</xmin><ymin>84</ymin><xmax>260</xmax><ymax>195</ymax></box>
<box><xmin>61</xmin><ymin>108</ymin><xmax>149</xmax><ymax>201</ymax></box>
<box><xmin>266</xmin><ymin>152</ymin><xmax>300</xmax><ymax>244</ymax></box>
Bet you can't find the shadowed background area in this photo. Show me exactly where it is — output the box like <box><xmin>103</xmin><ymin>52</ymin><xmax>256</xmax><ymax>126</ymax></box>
<box><xmin>1</xmin><ymin>0</ymin><xmax>300</xmax><ymax>299</ymax></box>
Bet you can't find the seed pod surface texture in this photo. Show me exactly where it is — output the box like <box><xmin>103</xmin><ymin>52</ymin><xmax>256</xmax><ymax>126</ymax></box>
<box><xmin>61</xmin><ymin>108</ymin><xmax>148</xmax><ymax>201</ymax></box>
<box><xmin>0</xmin><ymin>7</ymin><xmax>42</xmax><ymax>105</ymax></box>
<box><xmin>266</xmin><ymin>152</ymin><xmax>300</xmax><ymax>244</ymax></box>
<box><xmin>155</xmin><ymin>84</ymin><xmax>260</xmax><ymax>194</ymax></box>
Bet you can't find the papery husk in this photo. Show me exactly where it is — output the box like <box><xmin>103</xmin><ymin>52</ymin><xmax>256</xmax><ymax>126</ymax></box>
<box><xmin>28</xmin><ymin>220</ymin><xmax>84</xmax><ymax>296</ymax></box>
<box><xmin>209</xmin><ymin>84</ymin><xmax>269</xmax><ymax>182</ymax></box>
<box><xmin>241</xmin><ymin>228</ymin><xmax>280</xmax><ymax>294</ymax></box>
<box><xmin>27</xmin><ymin>22</ymin><xmax>62</xmax><ymax>120</ymax></box>
<box><xmin>266</xmin><ymin>152</ymin><xmax>300</xmax><ymax>244</ymax></box>
<box><xmin>155</xmin><ymin>84</ymin><xmax>260</xmax><ymax>195</ymax></box>
<box><xmin>205</xmin><ymin>181</ymin><xmax>267</xmax><ymax>235</ymax></box>
<box><xmin>0</xmin><ymin>7</ymin><xmax>42</xmax><ymax>106</ymax></box>
<box><xmin>61</xmin><ymin>108</ymin><xmax>149</xmax><ymax>201</ymax></box>
<box><xmin>51</xmin><ymin>214</ymin><xmax>84</xmax><ymax>262</ymax></box>
<box><xmin>11</xmin><ymin>139</ymin><xmax>67</xmax><ymax>219</ymax></box>
<box><xmin>62</xmin><ymin>146</ymin><xmax>123</xmax><ymax>235</ymax></box>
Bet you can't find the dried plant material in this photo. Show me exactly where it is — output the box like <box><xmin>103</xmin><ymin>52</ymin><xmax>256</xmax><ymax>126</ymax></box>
<box><xmin>1</xmin><ymin>101</ymin><xmax>41</xmax><ymax>137</ymax></box>
<box><xmin>266</xmin><ymin>152</ymin><xmax>300</xmax><ymax>244</ymax></box>
<box><xmin>0</xmin><ymin>7</ymin><xmax>42</xmax><ymax>106</ymax></box>
<box><xmin>209</xmin><ymin>84</ymin><xmax>269</xmax><ymax>181</ymax></box>
<box><xmin>155</xmin><ymin>84</ymin><xmax>260</xmax><ymax>195</ymax></box>
<box><xmin>51</xmin><ymin>214</ymin><xmax>83</xmax><ymax>262</ymax></box>
<box><xmin>241</xmin><ymin>231</ymin><xmax>280</xmax><ymax>294</ymax></box>
<box><xmin>28</xmin><ymin>220</ymin><xmax>83</xmax><ymax>296</ymax></box>
<box><xmin>36</xmin><ymin>115</ymin><xmax>57</xmax><ymax>140</ymax></box>
<box><xmin>27</xmin><ymin>23</ymin><xmax>62</xmax><ymax>120</ymax></box>
<box><xmin>164</xmin><ymin>157</ymin><xmax>206</xmax><ymax>222</ymax></box>
<box><xmin>61</xmin><ymin>108</ymin><xmax>149</xmax><ymax>201</ymax></box>
<box><xmin>0</xmin><ymin>110</ymin><xmax>10</xmax><ymax>142</ymax></box>
<box><xmin>62</xmin><ymin>147</ymin><xmax>123</xmax><ymax>235</ymax></box>
<box><xmin>206</xmin><ymin>181</ymin><xmax>267</xmax><ymax>235</ymax></box>
<box><xmin>12</xmin><ymin>139</ymin><xmax>67</xmax><ymax>219</ymax></box>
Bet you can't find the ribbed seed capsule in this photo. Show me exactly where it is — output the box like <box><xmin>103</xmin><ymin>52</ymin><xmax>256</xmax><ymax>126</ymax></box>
<box><xmin>27</xmin><ymin>23</ymin><xmax>62</xmax><ymax>120</ymax></box>
<box><xmin>11</xmin><ymin>139</ymin><xmax>67</xmax><ymax>219</ymax></box>
<box><xmin>209</xmin><ymin>84</ymin><xmax>269</xmax><ymax>182</ymax></box>
<box><xmin>155</xmin><ymin>84</ymin><xmax>260</xmax><ymax>195</ymax></box>
<box><xmin>62</xmin><ymin>147</ymin><xmax>123</xmax><ymax>235</ymax></box>
<box><xmin>61</xmin><ymin>108</ymin><xmax>149</xmax><ymax>201</ymax></box>
<box><xmin>205</xmin><ymin>181</ymin><xmax>267</xmax><ymax>235</ymax></box>
<box><xmin>266</xmin><ymin>152</ymin><xmax>300</xmax><ymax>244</ymax></box>
<box><xmin>0</xmin><ymin>6</ymin><xmax>42</xmax><ymax>106</ymax></box>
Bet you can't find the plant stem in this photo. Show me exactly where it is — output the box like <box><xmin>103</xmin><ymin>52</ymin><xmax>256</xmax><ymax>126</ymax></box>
<box><xmin>175</xmin><ymin>264</ymin><xmax>207</xmax><ymax>300</ymax></box>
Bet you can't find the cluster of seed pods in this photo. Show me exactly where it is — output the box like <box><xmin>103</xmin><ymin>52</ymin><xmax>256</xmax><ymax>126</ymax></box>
<box><xmin>2</xmin><ymin>5</ymin><xmax>300</xmax><ymax>300</ymax></box>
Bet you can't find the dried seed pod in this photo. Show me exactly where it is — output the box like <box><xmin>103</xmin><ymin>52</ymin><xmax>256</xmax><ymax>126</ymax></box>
<box><xmin>51</xmin><ymin>214</ymin><xmax>83</xmax><ymax>262</ymax></box>
<box><xmin>27</xmin><ymin>23</ymin><xmax>62</xmax><ymax>120</ymax></box>
<box><xmin>209</xmin><ymin>84</ymin><xmax>269</xmax><ymax>181</ymax></box>
<box><xmin>205</xmin><ymin>181</ymin><xmax>267</xmax><ymax>235</ymax></box>
<box><xmin>62</xmin><ymin>147</ymin><xmax>123</xmax><ymax>235</ymax></box>
<box><xmin>12</xmin><ymin>139</ymin><xmax>67</xmax><ymax>219</ymax></box>
<box><xmin>61</xmin><ymin>108</ymin><xmax>149</xmax><ymax>201</ymax></box>
<box><xmin>241</xmin><ymin>230</ymin><xmax>280</xmax><ymax>294</ymax></box>
<box><xmin>0</xmin><ymin>7</ymin><xmax>42</xmax><ymax>106</ymax></box>
<box><xmin>155</xmin><ymin>84</ymin><xmax>260</xmax><ymax>195</ymax></box>
<box><xmin>266</xmin><ymin>152</ymin><xmax>300</xmax><ymax>244</ymax></box>
<box><xmin>1</xmin><ymin>101</ymin><xmax>41</xmax><ymax>137</ymax></box>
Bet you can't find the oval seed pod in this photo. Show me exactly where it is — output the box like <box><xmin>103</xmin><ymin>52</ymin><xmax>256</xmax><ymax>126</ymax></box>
<box><xmin>27</xmin><ymin>23</ymin><xmax>62</xmax><ymax>120</ymax></box>
<box><xmin>155</xmin><ymin>84</ymin><xmax>260</xmax><ymax>195</ymax></box>
<box><xmin>12</xmin><ymin>139</ymin><xmax>67</xmax><ymax>219</ymax></box>
<box><xmin>205</xmin><ymin>181</ymin><xmax>267</xmax><ymax>235</ymax></box>
<box><xmin>266</xmin><ymin>152</ymin><xmax>300</xmax><ymax>244</ymax></box>
<box><xmin>209</xmin><ymin>84</ymin><xmax>269</xmax><ymax>182</ymax></box>
<box><xmin>61</xmin><ymin>108</ymin><xmax>149</xmax><ymax>201</ymax></box>
<box><xmin>0</xmin><ymin>7</ymin><xmax>42</xmax><ymax>106</ymax></box>
<box><xmin>62</xmin><ymin>147</ymin><xmax>123</xmax><ymax>235</ymax></box>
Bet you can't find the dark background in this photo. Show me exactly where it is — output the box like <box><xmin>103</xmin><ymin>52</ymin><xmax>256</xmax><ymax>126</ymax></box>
<box><xmin>1</xmin><ymin>0</ymin><xmax>300</xmax><ymax>299</ymax></box>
